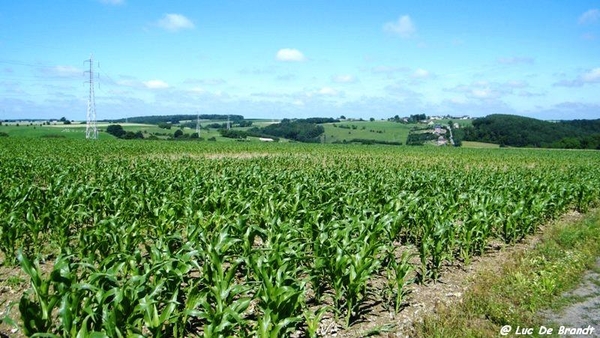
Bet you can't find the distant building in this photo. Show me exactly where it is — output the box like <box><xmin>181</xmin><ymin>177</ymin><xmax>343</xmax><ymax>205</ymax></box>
<box><xmin>433</xmin><ymin>125</ymin><xmax>447</xmax><ymax>135</ymax></box>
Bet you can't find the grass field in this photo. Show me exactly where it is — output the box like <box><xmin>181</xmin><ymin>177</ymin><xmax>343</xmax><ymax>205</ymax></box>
<box><xmin>0</xmin><ymin>138</ymin><xmax>598</xmax><ymax>337</ymax></box>
<box><xmin>321</xmin><ymin>119</ymin><xmax>472</xmax><ymax>145</ymax></box>
<box><xmin>1</xmin><ymin>119</ymin><xmax>473</xmax><ymax>146</ymax></box>
<box><xmin>0</xmin><ymin>123</ymin><xmax>245</xmax><ymax>142</ymax></box>
<box><xmin>321</xmin><ymin>121</ymin><xmax>411</xmax><ymax>144</ymax></box>
<box><xmin>462</xmin><ymin>141</ymin><xmax>500</xmax><ymax>148</ymax></box>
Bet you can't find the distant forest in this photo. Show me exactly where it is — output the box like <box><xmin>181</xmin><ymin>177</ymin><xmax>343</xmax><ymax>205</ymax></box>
<box><xmin>219</xmin><ymin>118</ymin><xmax>328</xmax><ymax>143</ymax></box>
<box><xmin>103</xmin><ymin>114</ymin><xmax>245</xmax><ymax>124</ymax></box>
<box><xmin>463</xmin><ymin>114</ymin><xmax>600</xmax><ymax>149</ymax></box>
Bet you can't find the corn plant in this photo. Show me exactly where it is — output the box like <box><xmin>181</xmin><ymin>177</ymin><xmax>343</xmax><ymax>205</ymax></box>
<box><xmin>383</xmin><ymin>250</ymin><xmax>414</xmax><ymax>314</ymax></box>
<box><xmin>1</xmin><ymin>138</ymin><xmax>599</xmax><ymax>335</ymax></box>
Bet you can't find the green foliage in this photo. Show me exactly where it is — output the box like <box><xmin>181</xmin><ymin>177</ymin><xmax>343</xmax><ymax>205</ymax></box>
<box><xmin>158</xmin><ymin>122</ymin><xmax>172</xmax><ymax>129</ymax></box>
<box><xmin>219</xmin><ymin>129</ymin><xmax>248</xmax><ymax>139</ymax></box>
<box><xmin>409</xmin><ymin>114</ymin><xmax>427</xmax><ymax>123</ymax></box>
<box><xmin>106</xmin><ymin>124</ymin><xmax>126</xmax><ymax>138</ymax></box>
<box><xmin>258</xmin><ymin>119</ymin><xmax>324</xmax><ymax>142</ymax></box>
<box><xmin>105</xmin><ymin>114</ymin><xmax>244</xmax><ymax>125</ymax></box>
<box><xmin>0</xmin><ymin>139</ymin><xmax>599</xmax><ymax>336</ymax></box>
<box><xmin>464</xmin><ymin>114</ymin><xmax>600</xmax><ymax>149</ymax></box>
<box><xmin>415</xmin><ymin>208</ymin><xmax>600</xmax><ymax>338</ymax></box>
<box><xmin>406</xmin><ymin>131</ymin><xmax>437</xmax><ymax>145</ymax></box>
<box><xmin>237</xmin><ymin>120</ymin><xmax>253</xmax><ymax>127</ymax></box>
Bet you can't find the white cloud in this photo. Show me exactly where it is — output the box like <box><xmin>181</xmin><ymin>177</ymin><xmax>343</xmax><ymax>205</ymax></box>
<box><xmin>188</xmin><ymin>87</ymin><xmax>206</xmax><ymax>94</ymax></box>
<box><xmin>446</xmin><ymin>81</ymin><xmax>519</xmax><ymax>100</ymax></box>
<box><xmin>471</xmin><ymin>88</ymin><xmax>493</xmax><ymax>99</ymax></box>
<box><xmin>99</xmin><ymin>0</ymin><xmax>124</xmax><ymax>5</ymax></box>
<box><xmin>143</xmin><ymin>80</ymin><xmax>169</xmax><ymax>89</ymax></box>
<box><xmin>581</xmin><ymin>68</ymin><xmax>600</xmax><ymax>82</ymax></box>
<box><xmin>579</xmin><ymin>9</ymin><xmax>600</xmax><ymax>24</ymax></box>
<box><xmin>505</xmin><ymin>80</ymin><xmax>528</xmax><ymax>88</ymax></box>
<box><xmin>332</xmin><ymin>74</ymin><xmax>356</xmax><ymax>83</ymax></box>
<box><xmin>276</xmin><ymin>48</ymin><xmax>306</xmax><ymax>62</ymax></box>
<box><xmin>553</xmin><ymin>68</ymin><xmax>600</xmax><ymax>87</ymax></box>
<box><xmin>383</xmin><ymin>15</ymin><xmax>416</xmax><ymax>38</ymax></box>
<box><xmin>318</xmin><ymin>87</ymin><xmax>339</xmax><ymax>96</ymax></box>
<box><xmin>411</xmin><ymin>68</ymin><xmax>430</xmax><ymax>79</ymax></box>
<box><xmin>157</xmin><ymin>14</ymin><xmax>195</xmax><ymax>32</ymax></box>
<box><xmin>40</xmin><ymin>65</ymin><xmax>82</xmax><ymax>78</ymax></box>
<box><xmin>183</xmin><ymin>78</ymin><xmax>226</xmax><ymax>85</ymax></box>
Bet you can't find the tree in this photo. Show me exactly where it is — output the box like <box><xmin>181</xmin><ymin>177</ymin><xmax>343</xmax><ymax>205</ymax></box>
<box><xmin>238</xmin><ymin>120</ymin><xmax>253</xmax><ymax>127</ymax></box>
<box><xmin>158</xmin><ymin>122</ymin><xmax>172</xmax><ymax>129</ymax></box>
<box><xmin>370</xmin><ymin>117</ymin><xmax>375</xmax><ymax>122</ymax></box>
<box><xmin>106</xmin><ymin>124</ymin><xmax>126</xmax><ymax>138</ymax></box>
<box><xmin>174</xmin><ymin>129</ymin><xmax>183</xmax><ymax>138</ymax></box>
<box><xmin>340</xmin><ymin>115</ymin><xmax>346</xmax><ymax>120</ymax></box>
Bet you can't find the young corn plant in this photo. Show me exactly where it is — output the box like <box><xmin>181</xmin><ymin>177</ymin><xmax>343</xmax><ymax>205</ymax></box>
<box><xmin>326</xmin><ymin>219</ymin><xmax>385</xmax><ymax>327</ymax></box>
<box><xmin>250</xmin><ymin>253</ymin><xmax>306</xmax><ymax>337</ymax></box>
<box><xmin>194</xmin><ymin>232</ymin><xmax>252</xmax><ymax>337</ymax></box>
<box><xmin>302</xmin><ymin>305</ymin><xmax>329</xmax><ymax>338</ymax></box>
<box><xmin>18</xmin><ymin>250</ymin><xmax>78</xmax><ymax>336</ymax></box>
<box><xmin>384</xmin><ymin>250</ymin><xmax>414</xmax><ymax>314</ymax></box>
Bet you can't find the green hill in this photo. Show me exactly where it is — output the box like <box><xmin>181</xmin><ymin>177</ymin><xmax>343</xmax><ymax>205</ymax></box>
<box><xmin>463</xmin><ymin>114</ymin><xmax>600</xmax><ymax>149</ymax></box>
<box><xmin>322</xmin><ymin>121</ymin><xmax>411</xmax><ymax>144</ymax></box>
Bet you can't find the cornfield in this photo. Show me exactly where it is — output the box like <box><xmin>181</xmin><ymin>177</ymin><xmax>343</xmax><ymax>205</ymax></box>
<box><xmin>1</xmin><ymin>138</ymin><xmax>599</xmax><ymax>337</ymax></box>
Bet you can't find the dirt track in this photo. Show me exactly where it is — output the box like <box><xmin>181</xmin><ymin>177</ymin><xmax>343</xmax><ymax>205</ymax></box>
<box><xmin>541</xmin><ymin>258</ymin><xmax>600</xmax><ymax>337</ymax></box>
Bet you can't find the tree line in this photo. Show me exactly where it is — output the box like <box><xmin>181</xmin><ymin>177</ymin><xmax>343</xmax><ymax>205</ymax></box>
<box><xmin>104</xmin><ymin>114</ymin><xmax>245</xmax><ymax>125</ymax></box>
<box><xmin>462</xmin><ymin>114</ymin><xmax>600</xmax><ymax>149</ymax></box>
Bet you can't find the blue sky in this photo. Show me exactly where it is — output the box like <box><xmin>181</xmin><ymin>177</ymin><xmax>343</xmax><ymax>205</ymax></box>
<box><xmin>1</xmin><ymin>1</ymin><xmax>599</xmax><ymax>120</ymax></box>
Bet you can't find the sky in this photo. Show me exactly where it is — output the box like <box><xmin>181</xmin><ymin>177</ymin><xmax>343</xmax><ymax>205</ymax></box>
<box><xmin>1</xmin><ymin>1</ymin><xmax>599</xmax><ymax>121</ymax></box>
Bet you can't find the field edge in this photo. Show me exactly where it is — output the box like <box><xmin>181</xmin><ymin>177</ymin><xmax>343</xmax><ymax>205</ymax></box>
<box><xmin>413</xmin><ymin>207</ymin><xmax>600</xmax><ymax>338</ymax></box>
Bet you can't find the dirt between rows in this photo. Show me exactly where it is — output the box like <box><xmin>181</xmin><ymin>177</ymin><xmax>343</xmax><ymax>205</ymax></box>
<box><xmin>0</xmin><ymin>211</ymin><xmax>595</xmax><ymax>337</ymax></box>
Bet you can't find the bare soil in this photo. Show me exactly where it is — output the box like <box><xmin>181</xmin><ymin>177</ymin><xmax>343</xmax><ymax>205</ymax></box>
<box><xmin>540</xmin><ymin>258</ymin><xmax>600</xmax><ymax>336</ymax></box>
